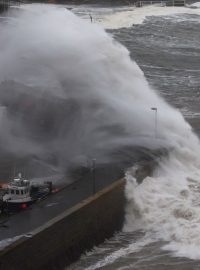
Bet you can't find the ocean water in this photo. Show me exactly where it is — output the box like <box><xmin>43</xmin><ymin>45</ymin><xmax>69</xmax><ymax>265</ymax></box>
<box><xmin>67</xmin><ymin>4</ymin><xmax>200</xmax><ymax>270</ymax></box>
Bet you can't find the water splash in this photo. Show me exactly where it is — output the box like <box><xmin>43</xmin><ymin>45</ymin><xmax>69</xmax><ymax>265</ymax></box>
<box><xmin>124</xmin><ymin>147</ymin><xmax>200</xmax><ymax>259</ymax></box>
<box><xmin>0</xmin><ymin>4</ymin><xmax>194</xmax><ymax>177</ymax></box>
<box><xmin>2</xmin><ymin>5</ymin><xmax>200</xmax><ymax>259</ymax></box>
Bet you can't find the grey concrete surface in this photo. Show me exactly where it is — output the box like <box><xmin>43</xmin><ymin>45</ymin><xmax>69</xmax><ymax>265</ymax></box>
<box><xmin>0</xmin><ymin>165</ymin><xmax>124</xmax><ymax>243</ymax></box>
<box><xmin>0</xmin><ymin>178</ymin><xmax>125</xmax><ymax>270</ymax></box>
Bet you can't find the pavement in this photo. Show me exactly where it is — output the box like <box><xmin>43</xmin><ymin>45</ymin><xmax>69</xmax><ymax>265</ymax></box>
<box><xmin>0</xmin><ymin>164</ymin><xmax>124</xmax><ymax>246</ymax></box>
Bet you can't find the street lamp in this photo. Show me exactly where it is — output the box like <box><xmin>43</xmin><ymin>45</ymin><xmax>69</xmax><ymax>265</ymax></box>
<box><xmin>91</xmin><ymin>159</ymin><xmax>96</xmax><ymax>195</ymax></box>
<box><xmin>151</xmin><ymin>107</ymin><xmax>158</xmax><ymax>138</ymax></box>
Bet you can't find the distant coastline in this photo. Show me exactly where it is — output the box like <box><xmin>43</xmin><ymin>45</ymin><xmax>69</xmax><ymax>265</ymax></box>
<box><xmin>25</xmin><ymin>0</ymin><xmax>135</xmax><ymax>6</ymax></box>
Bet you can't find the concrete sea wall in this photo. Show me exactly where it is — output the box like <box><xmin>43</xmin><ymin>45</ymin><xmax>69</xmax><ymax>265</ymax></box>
<box><xmin>0</xmin><ymin>178</ymin><xmax>126</xmax><ymax>270</ymax></box>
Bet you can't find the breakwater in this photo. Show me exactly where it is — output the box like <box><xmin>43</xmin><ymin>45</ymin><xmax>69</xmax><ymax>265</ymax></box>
<box><xmin>0</xmin><ymin>178</ymin><xmax>125</xmax><ymax>270</ymax></box>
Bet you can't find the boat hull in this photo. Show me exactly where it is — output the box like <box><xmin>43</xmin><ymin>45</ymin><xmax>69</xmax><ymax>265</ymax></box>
<box><xmin>3</xmin><ymin>199</ymin><xmax>35</xmax><ymax>212</ymax></box>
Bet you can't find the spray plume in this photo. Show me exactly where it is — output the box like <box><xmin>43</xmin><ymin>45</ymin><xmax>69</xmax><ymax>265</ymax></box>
<box><xmin>1</xmin><ymin>4</ymin><xmax>200</xmax><ymax>258</ymax></box>
<box><xmin>0</xmin><ymin>5</ymin><xmax>197</xmax><ymax>175</ymax></box>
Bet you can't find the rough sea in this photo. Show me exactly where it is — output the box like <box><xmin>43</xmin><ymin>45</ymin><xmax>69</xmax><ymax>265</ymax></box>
<box><xmin>67</xmin><ymin>3</ymin><xmax>200</xmax><ymax>270</ymax></box>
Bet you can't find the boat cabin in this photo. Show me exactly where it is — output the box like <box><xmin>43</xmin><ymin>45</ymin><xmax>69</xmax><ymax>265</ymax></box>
<box><xmin>3</xmin><ymin>176</ymin><xmax>31</xmax><ymax>202</ymax></box>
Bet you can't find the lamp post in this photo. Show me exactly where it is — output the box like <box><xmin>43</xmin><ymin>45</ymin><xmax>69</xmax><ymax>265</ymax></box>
<box><xmin>91</xmin><ymin>159</ymin><xmax>96</xmax><ymax>195</ymax></box>
<box><xmin>151</xmin><ymin>107</ymin><xmax>158</xmax><ymax>138</ymax></box>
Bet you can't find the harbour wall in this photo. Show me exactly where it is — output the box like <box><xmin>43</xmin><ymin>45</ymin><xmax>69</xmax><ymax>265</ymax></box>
<box><xmin>0</xmin><ymin>178</ymin><xmax>126</xmax><ymax>270</ymax></box>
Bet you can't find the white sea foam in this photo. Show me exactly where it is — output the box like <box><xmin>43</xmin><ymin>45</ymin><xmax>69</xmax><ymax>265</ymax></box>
<box><xmin>98</xmin><ymin>5</ymin><xmax>200</xmax><ymax>29</ymax></box>
<box><xmin>191</xmin><ymin>1</ymin><xmax>200</xmax><ymax>7</ymax></box>
<box><xmin>124</xmin><ymin>148</ymin><xmax>200</xmax><ymax>259</ymax></box>
<box><xmin>84</xmin><ymin>235</ymin><xmax>154</xmax><ymax>270</ymax></box>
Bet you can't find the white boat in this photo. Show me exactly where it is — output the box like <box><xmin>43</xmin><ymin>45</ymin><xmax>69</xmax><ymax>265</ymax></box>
<box><xmin>2</xmin><ymin>174</ymin><xmax>35</xmax><ymax>211</ymax></box>
<box><xmin>1</xmin><ymin>173</ymin><xmax>53</xmax><ymax>212</ymax></box>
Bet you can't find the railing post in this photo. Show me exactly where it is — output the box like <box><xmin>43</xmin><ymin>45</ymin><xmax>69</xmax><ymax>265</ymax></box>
<box><xmin>91</xmin><ymin>159</ymin><xmax>96</xmax><ymax>195</ymax></box>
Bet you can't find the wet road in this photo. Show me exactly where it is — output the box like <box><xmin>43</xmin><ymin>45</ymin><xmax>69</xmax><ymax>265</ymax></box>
<box><xmin>0</xmin><ymin>165</ymin><xmax>123</xmax><ymax>246</ymax></box>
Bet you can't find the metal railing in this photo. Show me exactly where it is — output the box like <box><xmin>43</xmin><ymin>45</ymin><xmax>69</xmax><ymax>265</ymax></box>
<box><xmin>135</xmin><ymin>0</ymin><xmax>185</xmax><ymax>6</ymax></box>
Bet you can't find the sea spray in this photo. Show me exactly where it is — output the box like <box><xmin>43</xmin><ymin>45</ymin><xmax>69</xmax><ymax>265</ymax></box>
<box><xmin>2</xmin><ymin>7</ymin><xmax>200</xmax><ymax>257</ymax></box>
<box><xmin>124</xmin><ymin>146</ymin><xmax>200</xmax><ymax>259</ymax></box>
<box><xmin>0</xmin><ymin>5</ymin><xmax>197</xmax><ymax>177</ymax></box>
